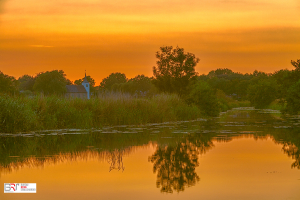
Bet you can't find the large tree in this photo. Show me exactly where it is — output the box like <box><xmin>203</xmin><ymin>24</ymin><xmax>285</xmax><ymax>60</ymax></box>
<box><xmin>291</xmin><ymin>59</ymin><xmax>300</xmax><ymax>70</ymax></box>
<box><xmin>286</xmin><ymin>80</ymin><xmax>300</xmax><ymax>114</ymax></box>
<box><xmin>99</xmin><ymin>72</ymin><xmax>127</xmax><ymax>91</ymax></box>
<box><xmin>187</xmin><ymin>80</ymin><xmax>220</xmax><ymax>117</ymax></box>
<box><xmin>120</xmin><ymin>74</ymin><xmax>157</xmax><ymax>96</ymax></box>
<box><xmin>152</xmin><ymin>46</ymin><xmax>200</xmax><ymax>96</ymax></box>
<box><xmin>0</xmin><ymin>71</ymin><xmax>18</xmax><ymax>95</ymax></box>
<box><xmin>33</xmin><ymin>70</ymin><xmax>68</xmax><ymax>95</ymax></box>
<box><xmin>247</xmin><ymin>79</ymin><xmax>278</xmax><ymax>108</ymax></box>
<box><xmin>18</xmin><ymin>74</ymin><xmax>35</xmax><ymax>91</ymax></box>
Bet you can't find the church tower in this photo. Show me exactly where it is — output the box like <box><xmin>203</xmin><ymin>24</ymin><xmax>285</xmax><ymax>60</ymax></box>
<box><xmin>82</xmin><ymin>71</ymin><xmax>90</xmax><ymax>99</ymax></box>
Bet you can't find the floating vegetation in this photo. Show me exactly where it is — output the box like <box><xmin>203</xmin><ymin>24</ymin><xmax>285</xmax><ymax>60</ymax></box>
<box><xmin>258</xmin><ymin>109</ymin><xmax>281</xmax><ymax>114</ymax></box>
<box><xmin>273</xmin><ymin>126</ymin><xmax>292</xmax><ymax>129</ymax></box>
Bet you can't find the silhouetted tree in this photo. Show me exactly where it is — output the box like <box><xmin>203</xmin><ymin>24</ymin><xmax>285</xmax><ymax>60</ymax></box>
<box><xmin>18</xmin><ymin>75</ymin><xmax>35</xmax><ymax>91</ymax></box>
<box><xmin>208</xmin><ymin>68</ymin><xmax>234</xmax><ymax>78</ymax></box>
<box><xmin>33</xmin><ymin>70</ymin><xmax>68</xmax><ymax>95</ymax></box>
<box><xmin>291</xmin><ymin>59</ymin><xmax>300</xmax><ymax>70</ymax></box>
<box><xmin>0</xmin><ymin>71</ymin><xmax>18</xmax><ymax>95</ymax></box>
<box><xmin>187</xmin><ymin>80</ymin><xmax>220</xmax><ymax>117</ymax></box>
<box><xmin>100</xmin><ymin>72</ymin><xmax>127</xmax><ymax>91</ymax></box>
<box><xmin>235</xmin><ymin>80</ymin><xmax>250</xmax><ymax>100</ymax></box>
<box><xmin>120</xmin><ymin>75</ymin><xmax>157</xmax><ymax>96</ymax></box>
<box><xmin>203</xmin><ymin>69</ymin><xmax>252</xmax><ymax>99</ymax></box>
<box><xmin>285</xmin><ymin>80</ymin><xmax>300</xmax><ymax>114</ymax></box>
<box><xmin>247</xmin><ymin>79</ymin><xmax>277</xmax><ymax>108</ymax></box>
<box><xmin>273</xmin><ymin>69</ymin><xmax>293</xmax><ymax>102</ymax></box>
<box><xmin>153</xmin><ymin>46</ymin><xmax>199</xmax><ymax>96</ymax></box>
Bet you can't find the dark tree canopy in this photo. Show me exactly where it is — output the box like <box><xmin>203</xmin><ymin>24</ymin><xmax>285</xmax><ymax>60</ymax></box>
<box><xmin>247</xmin><ymin>79</ymin><xmax>278</xmax><ymax>109</ymax></box>
<box><xmin>291</xmin><ymin>59</ymin><xmax>300</xmax><ymax>70</ymax></box>
<box><xmin>33</xmin><ymin>70</ymin><xmax>68</xmax><ymax>95</ymax></box>
<box><xmin>18</xmin><ymin>74</ymin><xmax>35</xmax><ymax>91</ymax></box>
<box><xmin>208</xmin><ymin>68</ymin><xmax>234</xmax><ymax>78</ymax></box>
<box><xmin>286</xmin><ymin>80</ymin><xmax>300</xmax><ymax>114</ymax></box>
<box><xmin>187</xmin><ymin>80</ymin><xmax>220</xmax><ymax>117</ymax></box>
<box><xmin>119</xmin><ymin>75</ymin><xmax>157</xmax><ymax>96</ymax></box>
<box><xmin>100</xmin><ymin>72</ymin><xmax>127</xmax><ymax>91</ymax></box>
<box><xmin>153</xmin><ymin>46</ymin><xmax>199</xmax><ymax>96</ymax></box>
<box><xmin>0</xmin><ymin>71</ymin><xmax>18</xmax><ymax>94</ymax></box>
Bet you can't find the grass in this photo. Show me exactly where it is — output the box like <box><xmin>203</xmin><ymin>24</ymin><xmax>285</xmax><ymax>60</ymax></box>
<box><xmin>0</xmin><ymin>93</ymin><xmax>202</xmax><ymax>133</ymax></box>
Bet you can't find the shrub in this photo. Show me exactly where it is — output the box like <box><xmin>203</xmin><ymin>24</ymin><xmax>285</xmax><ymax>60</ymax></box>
<box><xmin>187</xmin><ymin>81</ymin><xmax>220</xmax><ymax>117</ymax></box>
<box><xmin>248</xmin><ymin>79</ymin><xmax>277</xmax><ymax>109</ymax></box>
<box><xmin>285</xmin><ymin>80</ymin><xmax>300</xmax><ymax>114</ymax></box>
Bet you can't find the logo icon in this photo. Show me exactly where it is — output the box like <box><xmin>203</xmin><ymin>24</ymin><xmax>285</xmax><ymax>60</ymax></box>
<box><xmin>4</xmin><ymin>183</ymin><xmax>36</xmax><ymax>193</ymax></box>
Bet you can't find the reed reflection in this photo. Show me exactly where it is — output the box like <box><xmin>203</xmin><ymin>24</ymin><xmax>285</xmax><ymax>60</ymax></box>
<box><xmin>149</xmin><ymin>134</ymin><xmax>214</xmax><ymax>193</ymax></box>
<box><xmin>108</xmin><ymin>149</ymin><xmax>125</xmax><ymax>172</ymax></box>
<box><xmin>0</xmin><ymin>131</ymin><xmax>149</xmax><ymax>175</ymax></box>
<box><xmin>0</xmin><ymin>148</ymin><xmax>134</xmax><ymax>176</ymax></box>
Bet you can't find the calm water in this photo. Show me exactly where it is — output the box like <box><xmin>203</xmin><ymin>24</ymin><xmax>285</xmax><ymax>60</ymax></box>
<box><xmin>1</xmin><ymin>108</ymin><xmax>300</xmax><ymax>200</ymax></box>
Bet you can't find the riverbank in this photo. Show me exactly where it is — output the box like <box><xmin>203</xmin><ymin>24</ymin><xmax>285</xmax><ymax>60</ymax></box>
<box><xmin>0</xmin><ymin>94</ymin><xmax>203</xmax><ymax>133</ymax></box>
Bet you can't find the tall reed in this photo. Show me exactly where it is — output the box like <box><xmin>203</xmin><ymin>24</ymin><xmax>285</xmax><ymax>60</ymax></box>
<box><xmin>0</xmin><ymin>93</ymin><xmax>202</xmax><ymax>133</ymax></box>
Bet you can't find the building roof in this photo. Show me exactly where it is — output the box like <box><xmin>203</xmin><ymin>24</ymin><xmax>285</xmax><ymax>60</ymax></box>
<box><xmin>66</xmin><ymin>85</ymin><xmax>87</xmax><ymax>93</ymax></box>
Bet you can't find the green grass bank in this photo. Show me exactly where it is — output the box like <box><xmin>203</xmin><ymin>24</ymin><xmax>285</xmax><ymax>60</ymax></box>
<box><xmin>0</xmin><ymin>93</ymin><xmax>202</xmax><ymax>133</ymax></box>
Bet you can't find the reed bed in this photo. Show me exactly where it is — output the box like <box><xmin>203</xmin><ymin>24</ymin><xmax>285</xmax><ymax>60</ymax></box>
<box><xmin>0</xmin><ymin>93</ymin><xmax>201</xmax><ymax>133</ymax></box>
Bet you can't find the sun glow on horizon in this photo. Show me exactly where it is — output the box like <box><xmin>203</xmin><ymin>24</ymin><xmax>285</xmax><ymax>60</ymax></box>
<box><xmin>0</xmin><ymin>0</ymin><xmax>299</xmax><ymax>84</ymax></box>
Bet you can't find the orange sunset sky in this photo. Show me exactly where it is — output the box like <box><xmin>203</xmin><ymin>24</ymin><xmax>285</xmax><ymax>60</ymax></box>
<box><xmin>0</xmin><ymin>0</ymin><xmax>299</xmax><ymax>84</ymax></box>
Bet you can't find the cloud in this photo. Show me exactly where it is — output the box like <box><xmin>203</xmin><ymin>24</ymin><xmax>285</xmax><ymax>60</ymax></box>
<box><xmin>0</xmin><ymin>0</ymin><xmax>7</xmax><ymax>14</ymax></box>
<box><xmin>5</xmin><ymin>0</ymin><xmax>267</xmax><ymax>16</ymax></box>
<box><xmin>29</xmin><ymin>45</ymin><xmax>54</xmax><ymax>48</ymax></box>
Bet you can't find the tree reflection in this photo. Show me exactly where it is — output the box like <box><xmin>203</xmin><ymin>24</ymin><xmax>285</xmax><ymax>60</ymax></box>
<box><xmin>282</xmin><ymin>143</ymin><xmax>300</xmax><ymax>169</ymax></box>
<box><xmin>272</xmin><ymin>127</ymin><xmax>300</xmax><ymax>169</ymax></box>
<box><xmin>149</xmin><ymin>134</ymin><xmax>214</xmax><ymax>193</ymax></box>
<box><xmin>108</xmin><ymin>149</ymin><xmax>125</xmax><ymax>172</ymax></box>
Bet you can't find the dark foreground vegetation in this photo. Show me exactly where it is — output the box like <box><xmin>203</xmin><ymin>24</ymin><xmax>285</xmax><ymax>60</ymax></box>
<box><xmin>0</xmin><ymin>46</ymin><xmax>299</xmax><ymax>132</ymax></box>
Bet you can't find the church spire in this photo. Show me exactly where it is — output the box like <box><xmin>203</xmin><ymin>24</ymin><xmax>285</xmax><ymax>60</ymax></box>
<box><xmin>82</xmin><ymin>70</ymin><xmax>90</xmax><ymax>99</ymax></box>
<box><xmin>82</xmin><ymin>70</ymin><xmax>89</xmax><ymax>83</ymax></box>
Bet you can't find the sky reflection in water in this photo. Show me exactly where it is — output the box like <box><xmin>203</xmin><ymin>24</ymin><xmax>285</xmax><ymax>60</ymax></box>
<box><xmin>0</xmin><ymin>109</ymin><xmax>300</xmax><ymax>200</ymax></box>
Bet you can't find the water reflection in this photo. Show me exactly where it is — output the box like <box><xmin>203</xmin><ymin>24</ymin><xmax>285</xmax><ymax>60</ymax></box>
<box><xmin>0</xmin><ymin>130</ymin><xmax>153</xmax><ymax>176</ymax></box>
<box><xmin>0</xmin><ymin>148</ymin><xmax>134</xmax><ymax>176</ymax></box>
<box><xmin>271</xmin><ymin>128</ymin><xmax>300</xmax><ymax>169</ymax></box>
<box><xmin>149</xmin><ymin>134</ymin><xmax>214</xmax><ymax>193</ymax></box>
<box><xmin>0</xmin><ymin>109</ymin><xmax>300</xmax><ymax>195</ymax></box>
<box><xmin>108</xmin><ymin>149</ymin><xmax>126</xmax><ymax>172</ymax></box>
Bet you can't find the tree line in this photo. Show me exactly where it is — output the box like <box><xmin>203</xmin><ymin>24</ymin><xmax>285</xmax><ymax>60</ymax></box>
<box><xmin>0</xmin><ymin>70</ymin><xmax>157</xmax><ymax>97</ymax></box>
<box><xmin>1</xmin><ymin>46</ymin><xmax>299</xmax><ymax>115</ymax></box>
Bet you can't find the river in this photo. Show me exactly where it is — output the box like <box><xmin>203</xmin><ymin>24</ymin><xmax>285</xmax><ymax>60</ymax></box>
<box><xmin>1</xmin><ymin>108</ymin><xmax>300</xmax><ymax>199</ymax></box>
